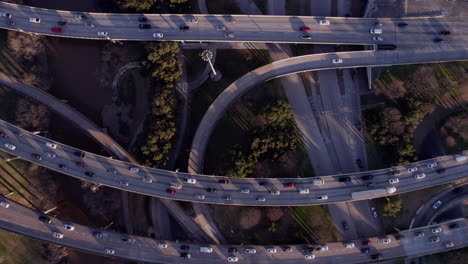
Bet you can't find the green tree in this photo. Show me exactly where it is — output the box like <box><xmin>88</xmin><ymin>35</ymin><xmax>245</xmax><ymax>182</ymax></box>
<box><xmin>117</xmin><ymin>0</ymin><xmax>157</xmax><ymax>11</ymax></box>
<box><xmin>383</xmin><ymin>197</ymin><xmax>403</xmax><ymax>217</ymax></box>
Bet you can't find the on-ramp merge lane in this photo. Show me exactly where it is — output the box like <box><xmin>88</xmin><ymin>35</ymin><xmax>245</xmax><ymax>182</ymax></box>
<box><xmin>0</xmin><ymin>119</ymin><xmax>466</xmax><ymax>206</ymax></box>
<box><xmin>0</xmin><ymin>2</ymin><xmax>468</xmax><ymax>45</ymax></box>
<box><xmin>0</xmin><ymin>196</ymin><xmax>466</xmax><ymax>264</ymax></box>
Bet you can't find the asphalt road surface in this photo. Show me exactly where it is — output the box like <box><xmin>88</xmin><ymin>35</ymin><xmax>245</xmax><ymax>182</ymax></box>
<box><xmin>0</xmin><ymin>119</ymin><xmax>466</xmax><ymax>206</ymax></box>
<box><xmin>0</xmin><ymin>2</ymin><xmax>467</xmax><ymax>45</ymax></box>
<box><xmin>0</xmin><ymin>196</ymin><xmax>466</xmax><ymax>264</ymax></box>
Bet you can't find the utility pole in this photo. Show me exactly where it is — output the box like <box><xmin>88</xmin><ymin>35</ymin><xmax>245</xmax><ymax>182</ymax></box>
<box><xmin>4</xmin><ymin>157</ymin><xmax>20</xmax><ymax>162</ymax></box>
<box><xmin>44</xmin><ymin>206</ymin><xmax>58</xmax><ymax>214</ymax></box>
<box><xmin>200</xmin><ymin>49</ymin><xmax>217</xmax><ymax>76</ymax></box>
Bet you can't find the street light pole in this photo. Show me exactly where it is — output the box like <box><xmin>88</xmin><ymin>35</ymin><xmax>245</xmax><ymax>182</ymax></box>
<box><xmin>4</xmin><ymin>157</ymin><xmax>20</xmax><ymax>162</ymax></box>
<box><xmin>200</xmin><ymin>49</ymin><xmax>217</xmax><ymax>76</ymax></box>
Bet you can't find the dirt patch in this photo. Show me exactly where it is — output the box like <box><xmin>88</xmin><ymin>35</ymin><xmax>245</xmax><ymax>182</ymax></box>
<box><xmin>266</xmin><ymin>207</ymin><xmax>285</xmax><ymax>221</ymax></box>
<box><xmin>239</xmin><ymin>208</ymin><xmax>262</xmax><ymax>229</ymax></box>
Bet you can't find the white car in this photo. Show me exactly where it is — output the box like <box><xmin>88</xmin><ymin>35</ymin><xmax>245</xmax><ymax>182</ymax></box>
<box><xmin>432</xmin><ymin>200</ymin><xmax>442</xmax><ymax>209</ymax></box>
<box><xmin>216</xmin><ymin>25</ymin><xmax>226</xmax><ymax>31</ymax></box>
<box><xmin>408</xmin><ymin>167</ymin><xmax>418</xmax><ymax>173</ymax></box>
<box><xmin>227</xmin><ymin>256</ymin><xmax>238</xmax><ymax>262</ymax></box>
<box><xmin>187</xmin><ymin>18</ymin><xmax>198</xmax><ymax>23</ymax></box>
<box><xmin>29</xmin><ymin>17</ymin><xmax>41</xmax><ymax>23</ymax></box>
<box><xmin>194</xmin><ymin>194</ymin><xmax>205</xmax><ymax>200</ymax></box>
<box><xmin>317</xmin><ymin>195</ymin><xmax>328</xmax><ymax>200</ymax></box>
<box><xmin>45</xmin><ymin>152</ymin><xmax>56</xmax><ymax>158</ymax></box>
<box><xmin>427</xmin><ymin>162</ymin><xmax>438</xmax><ymax>168</ymax></box>
<box><xmin>63</xmin><ymin>224</ymin><xmax>75</xmax><ymax>231</ymax></box>
<box><xmin>317</xmin><ymin>245</ymin><xmax>329</xmax><ymax>251</ymax></box>
<box><xmin>246</xmin><ymin>248</ymin><xmax>256</xmax><ymax>253</ymax></box>
<box><xmin>118</xmin><ymin>180</ymin><xmax>129</xmax><ymax>186</ymax></box>
<box><xmin>158</xmin><ymin>242</ymin><xmax>168</xmax><ymax>248</ymax></box>
<box><xmin>319</xmin><ymin>20</ymin><xmax>330</xmax><ymax>25</ymax></box>
<box><xmin>299</xmin><ymin>189</ymin><xmax>310</xmax><ymax>194</ymax></box>
<box><xmin>332</xmin><ymin>58</ymin><xmax>343</xmax><ymax>64</ymax></box>
<box><xmin>1</xmin><ymin>12</ymin><xmax>12</xmax><ymax>18</ymax></box>
<box><xmin>270</xmin><ymin>190</ymin><xmax>280</xmax><ymax>196</ymax></box>
<box><xmin>129</xmin><ymin>167</ymin><xmax>140</xmax><ymax>173</ymax></box>
<box><xmin>389</xmin><ymin>178</ymin><xmax>399</xmax><ymax>184</ymax></box>
<box><xmin>372</xmin><ymin>36</ymin><xmax>384</xmax><ymax>41</ymax></box>
<box><xmin>142</xmin><ymin>177</ymin><xmax>153</xmax><ymax>183</ymax></box>
<box><xmin>414</xmin><ymin>173</ymin><xmax>426</xmax><ymax>180</ymax></box>
<box><xmin>153</xmin><ymin>32</ymin><xmax>164</xmax><ymax>38</ymax></box>
<box><xmin>432</xmin><ymin>227</ymin><xmax>442</xmax><ymax>233</ymax></box>
<box><xmin>256</xmin><ymin>196</ymin><xmax>266</xmax><ymax>202</ymax></box>
<box><xmin>381</xmin><ymin>238</ymin><xmax>391</xmax><ymax>244</ymax></box>
<box><xmin>371</xmin><ymin>207</ymin><xmax>378</xmax><ymax>217</ymax></box>
<box><xmin>445</xmin><ymin>242</ymin><xmax>454</xmax><ymax>248</ymax></box>
<box><xmin>97</xmin><ymin>31</ymin><xmax>108</xmax><ymax>36</ymax></box>
<box><xmin>240</xmin><ymin>188</ymin><xmax>250</xmax><ymax>194</ymax></box>
<box><xmin>224</xmin><ymin>33</ymin><xmax>235</xmax><ymax>38</ymax></box>
<box><xmin>4</xmin><ymin>143</ymin><xmax>16</xmax><ymax>150</ymax></box>
<box><xmin>45</xmin><ymin>142</ymin><xmax>57</xmax><ymax>149</ymax></box>
<box><xmin>52</xmin><ymin>232</ymin><xmax>63</xmax><ymax>239</ymax></box>
<box><xmin>185</xmin><ymin>178</ymin><xmax>196</xmax><ymax>184</ymax></box>
<box><xmin>266</xmin><ymin>248</ymin><xmax>277</xmax><ymax>253</ymax></box>
<box><xmin>344</xmin><ymin>243</ymin><xmax>355</xmax><ymax>248</ymax></box>
<box><xmin>0</xmin><ymin>201</ymin><xmax>10</xmax><ymax>208</ymax></box>
<box><xmin>104</xmin><ymin>249</ymin><xmax>115</xmax><ymax>254</ymax></box>
<box><xmin>305</xmin><ymin>254</ymin><xmax>315</xmax><ymax>259</ymax></box>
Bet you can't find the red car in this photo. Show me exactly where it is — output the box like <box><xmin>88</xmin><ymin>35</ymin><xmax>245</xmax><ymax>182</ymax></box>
<box><xmin>51</xmin><ymin>27</ymin><xmax>64</xmax><ymax>33</ymax></box>
<box><xmin>75</xmin><ymin>162</ymin><xmax>87</xmax><ymax>168</ymax></box>
<box><xmin>166</xmin><ymin>188</ymin><xmax>177</xmax><ymax>195</ymax></box>
<box><xmin>362</xmin><ymin>240</ymin><xmax>372</xmax><ymax>246</ymax></box>
<box><xmin>300</xmin><ymin>26</ymin><xmax>310</xmax><ymax>32</ymax></box>
<box><xmin>285</xmin><ymin>182</ymin><xmax>296</xmax><ymax>188</ymax></box>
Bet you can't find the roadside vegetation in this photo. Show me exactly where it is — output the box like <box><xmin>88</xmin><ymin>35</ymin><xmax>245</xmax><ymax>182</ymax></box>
<box><xmin>365</xmin><ymin>62</ymin><xmax>468</xmax><ymax>166</ymax></box>
<box><xmin>117</xmin><ymin>0</ymin><xmax>190</xmax><ymax>12</ymax></box>
<box><xmin>216</xmin><ymin>99</ymin><xmax>300</xmax><ymax>178</ymax></box>
<box><xmin>439</xmin><ymin>111</ymin><xmax>467</xmax><ymax>154</ymax></box>
<box><xmin>138</xmin><ymin>42</ymin><xmax>181</xmax><ymax>168</ymax></box>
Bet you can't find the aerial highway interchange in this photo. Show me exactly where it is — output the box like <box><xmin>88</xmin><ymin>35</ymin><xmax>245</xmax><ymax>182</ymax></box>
<box><xmin>0</xmin><ymin>1</ymin><xmax>466</xmax><ymax>264</ymax></box>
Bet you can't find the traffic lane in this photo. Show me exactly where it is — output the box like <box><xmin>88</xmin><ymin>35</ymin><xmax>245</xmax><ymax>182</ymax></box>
<box><xmin>1</xmin><ymin>200</ymin><xmax>466</xmax><ymax>264</ymax></box>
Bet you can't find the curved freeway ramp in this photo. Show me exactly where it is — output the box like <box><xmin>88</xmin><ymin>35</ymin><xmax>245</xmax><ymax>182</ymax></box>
<box><xmin>188</xmin><ymin>48</ymin><xmax>468</xmax><ymax>174</ymax></box>
<box><xmin>0</xmin><ymin>118</ymin><xmax>466</xmax><ymax>206</ymax></box>
<box><xmin>0</xmin><ymin>196</ymin><xmax>466</xmax><ymax>263</ymax></box>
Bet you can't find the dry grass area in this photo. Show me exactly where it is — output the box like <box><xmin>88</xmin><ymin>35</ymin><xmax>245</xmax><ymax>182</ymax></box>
<box><xmin>211</xmin><ymin>204</ymin><xmax>337</xmax><ymax>245</ymax></box>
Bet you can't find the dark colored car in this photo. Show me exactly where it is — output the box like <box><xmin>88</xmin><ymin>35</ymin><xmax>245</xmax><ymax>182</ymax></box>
<box><xmin>395</xmin><ymin>235</ymin><xmax>405</xmax><ymax>240</ymax></box>
<box><xmin>366</xmin><ymin>182</ymin><xmax>376</xmax><ymax>188</ymax></box>
<box><xmin>74</xmin><ymin>151</ymin><xmax>85</xmax><ymax>158</ymax></box>
<box><xmin>180</xmin><ymin>253</ymin><xmax>191</xmax><ymax>259</ymax></box>
<box><xmin>57</xmin><ymin>21</ymin><xmax>67</xmax><ymax>26</ymax></box>
<box><xmin>362</xmin><ymin>240</ymin><xmax>372</xmax><ymax>246</ymax></box>
<box><xmin>52</xmin><ymin>27</ymin><xmax>64</xmax><ymax>33</ymax></box>
<box><xmin>5</xmin><ymin>20</ymin><xmax>15</xmax><ymax>26</ymax></box>
<box><xmin>0</xmin><ymin>132</ymin><xmax>7</xmax><ymax>138</ymax></box>
<box><xmin>356</xmin><ymin>159</ymin><xmax>363</xmax><ymax>168</ymax></box>
<box><xmin>223</xmin><ymin>195</ymin><xmax>232</xmax><ymax>200</ymax></box>
<box><xmin>342</xmin><ymin>221</ymin><xmax>349</xmax><ymax>230</ymax></box>
<box><xmin>75</xmin><ymin>162</ymin><xmax>87</xmax><ymax>168</ymax></box>
<box><xmin>303</xmin><ymin>246</ymin><xmax>314</xmax><ymax>253</ymax></box>
<box><xmin>436</xmin><ymin>168</ymin><xmax>446</xmax><ymax>174</ymax></box>
<box><xmin>59</xmin><ymin>164</ymin><xmax>67</xmax><ymax>170</ymax></box>
<box><xmin>398</xmin><ymin>22</ymin><xmax>408</xmax><ymax>27</ymax></box>
<box><xmin>282</xmin><ymin>247</ymin><xmax>293</xmax><ymax>252</ymax></box>
<box><xmin>285</xmin><ymin>182</ymin><xmax>296</xmax><ymax>187</ymax></box>
<box><xmin>377</xmin><ymin>44</ymin><xmax>397</xmax><ymax>50</ymax></box>
<box><xmin>361</xmin><ymin>248</ymin><xmax>370</xmax><ymax>253</ymax></box>
<box><xmin>453</xmin><ymin>187</ymin><xmax>463</xmax><ymax>193</ymax></box>
<box><xmin>362</xmin><ymin>175</ymin><xmax>373</xmax><ymax>181</ymax></box>
<box><xmin>449</xmin><ymin>223</ymin><xmax>459</xmax><ymax>229</ymax></box>
<box><xmin>138</xmin><ymin>17</ymin><xmax>148</xmax><ymax>22</ymax></box>
<box><xmin>166</xmin><ymin>188</ymin><xmax>177</xmax><ymax>195</ymax></box>
<box><xmin>371</xmin><ymin>254</ymin><xmax>383</xmax><ymax>260</ymax></box>
<box><xmin>206</xmin><ymin>187</ymin><xmax>216</xmax><ymax>193</ymax></box>
<box><xmin>373</xmin><ymin>21</ymin><xmax>382</xmax><ymax>26</ymax></box>
<box><xmin>14</xmin><ymin>131</ymin><xmax>22</xmax><ymax>137</ymax></box>
<box><xmin>389</xmin><ymin>170</ymin><xmax>400</xmax><ymax>176</ymax></box>
<box><xmin>338</xmin><ymin>176</ymin><xmax>351</xmax><ymax>182</ymax></box>
<box><xmin>180</xmin><ymin>245</ymin><xmax>190</xmax><ymax>251</ymax></box>
<box><xmin>85</xmin><ymin>171</ymin><xmax>95</xmax><ymax>177</ymax></box>
<box><xmin>92</xmin><ymin>231</ymin><xmax>103</xmax><ymax>238</ymax></box>
<box><xmin>414</xmin><ymin>231</ymin><xmax>424</xmax><ymax>237</ymax></box>
<box><xmin>228</xmin><ymin>248</ymin><xmax>237</xmax><ymax>253</ymax></box>
<box><xmin>38</xmin><ymin>215</ymin><xmax>51</xmax><ymax>223</ymax></box>
<box><xmin>31</xmin><ymin>153</ymin><xmax>42</xmax><ymax>160</ymax></box>
<box><xmin>180</xmin><ymin>25</ymin><xmax>189</xmax><ymax>30</ymax></box>
<box><xmin>433</xmin><ymin>38</ymin><xmax>444</xmax><ymax>43</ymax></box>
<box><xmin>218</xmin><ymin>179</ymin><xmax>230</xmax><ymax>184</ymax></box>
<box><xmin>301</xmin><ymin>34</ymin><xmax>312</xmax><ymax>40</ymax></box>
<box><xmin>440</xmin><ymin>31</ymin><xmax>451</xmax><ymax>35</ymax></box>
<box><xmin>259</xmin><ymin>181</ymin><xmax>269</xmax><ymax>186</ymax></box>
<box><xmin>139</xmin><ymin>24</ymin><xmax>151</xmax><ymax>29</ymax></box>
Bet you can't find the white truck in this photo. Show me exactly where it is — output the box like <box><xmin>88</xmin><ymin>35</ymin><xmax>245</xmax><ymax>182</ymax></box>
<box><xmin>351</xmin><ymin>187</ymin><xmax>396</xmax><ymax>200</ymax></box>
